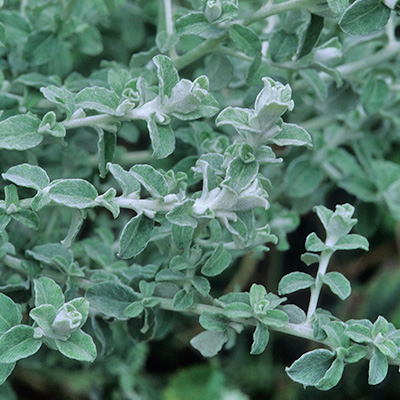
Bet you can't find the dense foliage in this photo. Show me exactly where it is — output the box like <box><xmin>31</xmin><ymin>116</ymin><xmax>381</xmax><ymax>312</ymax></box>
<box><xmin>1</xmin><ymin>0</ymin><xmax>400</xmax><ymax>398</ymax></box>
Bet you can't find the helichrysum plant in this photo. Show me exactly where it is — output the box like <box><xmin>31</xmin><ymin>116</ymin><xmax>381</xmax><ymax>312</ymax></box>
<box><xmin>1</xmin><ymin>0</ymin><xmax>400</xmax><ymax>398</ymax></box>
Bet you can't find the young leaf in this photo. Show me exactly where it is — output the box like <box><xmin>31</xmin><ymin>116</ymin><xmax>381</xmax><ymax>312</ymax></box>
<box><xmin>2</xmin><ymin>164</ymin><xmax>50</xmax><ymax>191</ymax></box>
<box><xmin>199</xmin><ymin>312</ymin><xmax>229</xmax><ymax>331</ymax></box>
<box><xmin>286</xmin><ymin>349</ymin><xmax>335</xmax><ymax>387</ymax></box>
<box><xmin>321</xmin><ymin>272</ymin><xmax>351</xmax><ymax>300</ymax></box>
<box><xmin>272</xmin><ymin>123</ymin><xmax>312</xmax><ymax>148</ymax></box>
<box><xmin>75</xmin><ymin>87</ymin><xmax>120</xmax><ymax>114</ymax></box>
<box><xmin>55</xmin><ymin>330</ymin><xmax>97</xmax><ymax>362</ymax></box>
<box><xmin>0</xmin><ymin>114</ymin><xmax>42</xmax><ymax>150</ymax></box>
<box><xmin>278</xmin><ymin>272</ymin><xmax>315</xmax><ymax>295</ymax></box>
<box><xmin>166</xmin><ymin>200</ymin><xmax>197</xmax><ymax>228</ymax></box>
<box><xmin>315</xmin><ymin>358</ymin><xmax>345</xmax><ymax>391</ymax></box>
<box><xmin>48</xmin><ymin>179</ymin><xmax>98</xmax><ymax>208</ymax></box>
<box><xmin>147</xmin><ymin>116</ymin><xmax>175</xmax><ymax>159</ymax></box>
<box><xmin>33</xmin><ymin>277</ymin><xmax>65</xmax><ymax>309</ymax></box>
<box><xmin>368</xmin><ymin>347</ymin><xmax>388</xmax><ymax>385</ymax></box>
<box><xmin>190</xmin><ymin>330</ymin><xmax>228</xmax><ymax>357</ymax></box>
<box><xmin>229</xmin><ymin>24</ymin><xmax>261</xmax><ymax>57</ymax></box>
<box><xmin>129</xmin><ymin>165</ymin><xmax>168</xmax><ymax>198</ymax></box>
<box><xmin>173</xmin><ymin>289</ymin><xmax>195</xmax><ymax>310</ymax></box>
<box><xmin>250</xmin><ymin>322</ymin><xmax>269</xmax><ymax>355</ymax></box>
<box><xmin>339</xmin><ymin>0</ymin><xmax>390</xmax><ymax>35</ymax></box>
<box><xmin>118</xmin><ymin>213</ymin><xmax>153</xmax><ymax>259</ymax></box>
<box><xmin>153</xmin><ymin>55</ymin><xmax>179</xmax><ymax>98</ymax></box>
<box><xmin>85</xmin><ymin>282</ymin><xmax>138</xmax><ymax>319</ymax></box>
<box><xmin>107</xmin><ymin>163</ymin><xmax>140</xmax><ymax>197</ymax></box>
<box><xmin>201</xmin><ymin>243</ymin><xmax>232</xmax><ymax>277</ymax></box>
<box><xmin>0</xmin><ymin>325</ymin><xmax>42</xmax><ymax>363</ymax></box>
<box><xmin>0</xmin><ymin>294</ymin><xmax>22</xmax><ymax>334</ymax></box>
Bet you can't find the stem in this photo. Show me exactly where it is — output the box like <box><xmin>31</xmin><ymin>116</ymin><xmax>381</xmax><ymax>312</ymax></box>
<box><xmin>164</xmin><ymin>0</ymin><xmax>177</xmax><ymax>58</ymax></box>
<box><xmin>243</xmin><ymin>0</ymin><xmax>314</xmax><ymax>25</ymax></box>
<box><xmin>63</xmin><ymin>114</ymin><xmax>118</xmax><ymax>130</ymax></box>
<box><xmin>174</xmin><ymin>37</ymin><xmax>226</xmax><ymax>70</ymax></box>
<box><xmin>306</xmin><ymin>248</ymin><xmax>334</xmax><ymax>322</ymax></box>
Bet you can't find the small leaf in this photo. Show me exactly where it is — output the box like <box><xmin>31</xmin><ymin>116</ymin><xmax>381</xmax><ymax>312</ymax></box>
<box><xmin>260</xmin><ymin>309</ymin><xmax>289</xmax><ymax>328</ymax></box>
<box><xmin>286</xmin><ymin>349</ymin><xmax>335</xmax><ymax>387</ymax></box>
<box><xmin>345</xmin><ymin>323</ymin><xmax>373</xmax><ymax>343</ymax></box>
<box><xmin>221</xmin><ymin>157</ymin><xmax>258</xmax><ymax>194</ymax></box>
<box><xmin>333</xmin><ymin>234</ymin><xmax>369</xmax><ymax>251</ymax></box>
<box><xmin>0</xmin><ymin>325</ymin><xmax>42</xmax><ymax>363</ymax></box>
<box><xmin>191</xmin><ymin>276</ymin><xmax>210</xmax><ymax>297</ymax></box>
<box><xmin>85</xmin><ymin>282</ymin><xmax>138</xmax><ymax>319</ymax></box>
<box><xmin>361</xmin><ymin>76</ymin><xmax>389</xmax><ymax>114</ymax></box>
<box><xmin>199</xmin><ymin>312</ymin><xmax>229</xmax><ymax>331</ymax></box>
<box><xmin>107</xmin><ymin>163</ymin><xmax>140</xmax><ymax>197</ymax></box>
<box><xmin>296</xmin><ymin>14</ymin><xmax>324</xmax><ymax>59</ymax></box>
<box><xmin>0</xmin><ymin>362</ymin><xmax>15</xmax><ymax>385</ymax></box>
<box><xmin>190</xmin><ymin>330</ymin><xmax>228</xmax><ymax>357</ymax></box>
<box><xmin>33</xmin><ymin>277</ymin><xmax>65</xmax><ymax>309</ymax></box>
<box><xmin>201</xmin><ymin>243</ymin><xmax>232</xmax><ymax>277</ymax></box>
<box><xmin>129</xmin><ymin>164</ymin><xmax>168</xmax><ymax>198</ymax></box>
<box><xmin>166</xmin><ymin>199</ymin><xmax>197</xmax><ymax>228</ymax></box>
<box><xmin>224</xmin><ymin>302</ymin><xmax>253</xmax><ymax>319</ymax></box>
<box><xmin>305</xmin><ymin>233</ymin><xmax>329</xmax><ymax>252</ymax></box>
<box><xmin>0</xmin><ymin>114</ymin><xmax>42</xmax><ymax>150</ymax></box>
<box><xmin>339</xmin><ymin>0</ymin><xmax>390</xmax><ymax>35</ymax></box>
<box><xmin>321</xmin><ymin>272</ymin><xmax>351</xmax><ymax>300</ymax></box>
<box><xmin>48</xmin><ymin>179</ymin><xmax>98</xmax><ymax>208</ymax></box>
<box><xmin>368</xmin><ymin>347</ymin><xmax>388</xmax><ymax>385</ymax></box>
<box><xmin>173</xmin><ymin>289</ymin><xmax>195</xmax><ymax>310</ymax></box>
<box><xmin>229</xmin><ymin>24</ymin><xmax>261</xmax><ymax>57</ymax></box>
<box><xmin>0</xmin><ymin>293</ymin><xmax>22</xmax><ymax>334</ymax></box>
<box><xmin>2</xmin><ymin>164</ymin><xmax>49</xmax><ymax>191</ymax></box>
<box><xmin>97</xmin><ymin>129</ymin><xmax>116</xmax><ymax>178</ymax></box>
<box><xmin>153</xmin><ymin>55</ymin><xmax>179</xmax><ymax>98</ymax></box>
<box><xmin>250</xmin><ymin>322</ymin><xmax>269</xmax><ymax>355</ymax></box>
<box><xmin>272</xmin><ymin>123</ymin><xmax>312</xmax><ymax>148</ymax></box>
<box><xmin>40</xmin><ymin>85</ymin><xmax>76</xmax><ymax>115</ymax></box>
<box><xmin>278</xmin><ymin>272</ymin><xmax>315</xmax><ymax>295</ymax></box>
<box><xmin>175</xmin><ymin>12</ymin><xmax>225</xmax><ymax>39</ymax></box>
<box><xmin>147</xmin><ymin>116</ymin><xmax>175</xmax><ymax>159</ymax></box>
<box><xmin>315</xmin><ymin>358</ymin><xmax>345</xmax><ymax>391</ymax></box>
<box><xmin>118</xmin><ymin>213</ymin><xmax>153</xmax><ymax>259</ymax></box>
<box><xmin>55</xmin><ymin>330</ymin><xmax>97</xmax><ymax>362</ymax></box>
<box><xmin>75</xmin><ymin>87</ymin><xmax>119</xmax><ymax>114</ymax></box>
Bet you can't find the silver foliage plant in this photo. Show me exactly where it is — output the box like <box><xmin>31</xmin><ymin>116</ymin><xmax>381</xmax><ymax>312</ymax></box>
<box><xmin>1</xmin><ymin>0</ymin><xmax>400</xmax><ymax>396</ymax></box>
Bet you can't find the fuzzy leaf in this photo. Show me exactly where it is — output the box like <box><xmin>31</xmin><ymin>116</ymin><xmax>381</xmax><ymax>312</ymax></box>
<box><xmin>153</xmin><ymin>55</ymin><xmax>179</xmax><ymax>97</ymax></box>
<box><xmin>129</xmin><ymin>165</ymin><xmax>168</xmax><ymax>198</ymax></box>
<box><xmin>339</xmin><ymin>0</ymin><xmax>390</xmax><ymax>35</ymax></box>
<box><xmin>250</xmin><ymin>322</ymin><xmax>269</xmax><ymax>355</ymax></box>
<box><xmin>0</xmin><ymin>325</ymin><xmax>42</xmax><ymax>363</ymax></box>
<box><xmin>190</xmin><ymin>330</ymin><xmax>228</xmax><ymax>357</ymax></box>
<box><xmin>147</xmin><ymin>116</ymin><xmax>175</xmax><ymax>159</ymax></box>
<box><xmin>0</xmin><ymin>114</ymin><xmax>42</xmax><ymax>150</ymax></box>
<box><xmin>321</xmin><ymin>272</ymin><xmax>351</xmax><ymax>300</ymax></box>
<box><xmin>368</xmin><ymin>348</ymin><xmax>388</xmax><ymax>385</ymax></box>
<box><xmin>272</xmin><ymin>123</ymin><xmax>312</xmax><ymax>147</ymax></box>
<box><xmin>286</xmin><ymin>349</ymin><xmax>335</xmax><ymax>387</ymax></box>
<box><xmin>278</xmin><ymin>272</ymin><xmax>315</xmax><ymax>295</ymax></box>
<box><xmin>201</xmin><ymin>243</ymin><xmax>232</xmax><ymax>277</ymax></box>
<box><xmin>33</xmin><ymin>277</ymin><xmax>65</xmax><ymax>309</ymax></box>
<box><xmin>48</xmin><ymin>179</ymin><xmax>98</xmax><ymax>208</ymax></box>
<box><xmin>75</xmin><ymin>87</ymin><xmax>119</xmax><ymax>114</ymax></box>
<box><xmin>0</xmin><ymin>294</ymin><xmax>22</xmax><ymax>334</ymax></box>
<box><xmin>0</xmin><ymin>362</ymin><xmax>15</xmax><ymax>385</ymax></box>
<box><xmin>118</xmin><ymin>213</ymin><xmax>153</xmax><ymax>259</ymax></box>
<box><xmin>2</xmin><ymin>164</ymin><xmax>49</xmax><ymax>191</ymax></box>
<box><xmin>229</xmin><ymin>24</ymin><xmax>261</xmax><ymax>57</ymax></box>
<box><xmin>166</xmin><ymin>200</ymin><xmax>197</xmax><ymax>228</ymax></box>
<box><xmin>55</xmin><ymin>330</ymin><xmax>97</xmax><ymax>362</ymax></box>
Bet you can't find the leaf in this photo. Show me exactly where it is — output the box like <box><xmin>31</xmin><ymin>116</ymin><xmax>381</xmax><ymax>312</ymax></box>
<box><xmin>345</xmin><ymin>323</ymin><xmax>373</xmax><ymax>343</ymax></box>
<box><xmin>48</xmin><ymin>179</ymin><xmax>98</xmax><ymax>208</ymax></box>
<box><xmin>173</xmin><ymin>289</ymin><xmax>195</xmax><ymax>310</ymax></box>
<box><xmin>190</xmin><ymin>331</ymin><xmax>228</xmax><ymax>357</ymax></box>
<box><xmin>0</xmin><ymin>114</ymin><xmax>42</xmax><ymax>150</ymax></box>
<box><xmin>11</xmin><ymin>209</ymin><xmax>40</xmax><ymax>231</ymax></box>
<box><xmin>333</xmin><ymin>234</ymin><xmax>369</xmax><ymax>251</ymax></box>
<box><xmin>129</xmin><ymin>164</ymin><xmax>168</xmax><ymax>198</ymax></box>
<box><xmin>0</xmin><ymin>325</ymin><xmax>42</xmax><ymax>363</ymax></box>
<box><xmin>199</xmin><ymin>312</ymin><xmax>229</xmax><ymax>331</ymax></box>
<box><xmin>85</xmin><ymin>282</ymin><xmax>138</xmax><ymax>319</ymax></box>
<box><xmin>268</xmin><ymin>30</ymin><xmax>298</xmax><ymax>61</ymax></box>
<box><xmin>260</xmin><ymin>309</ymin><xmax>289</xmax><ymax>328</ymax></box>
<box><xmin>224</xmin><ymin>302</ymin><xmax>253</xmax><ymax>319</ymax></box>
<box><xmin>191</xmin><ymin>276</ymin><xmax>211</xmax><ymax>297</ymax></box>
<box><xmin>147</xmin><ymin>116</ymin><xmax>175</xmax><ymax>159</ymax></box>
<box><xmin>296</xmin><ymin>14</ymin><xmax>324</xmax><ymax>59</ymax></box>
<box><xmin>118</xmin><ymin>213</ymin><xmax>153</xmax><ymax>259</ymax></box>
<box><xmin>29</xmin><ymin>304</ymin><xmax>57</xmax><ymax>338</ymax></box>
<box><xmin>175</xmin><ymin>12</ymin><xmax>225</xmax><ymax>39</ymax></box>
<box><xmin>284</xmin><ymin>156</ymin><xmax>323</xmax><ymax>198</ymax></box>
<box><xmin>75</xmin><ymin>87</ymin><xmax>120</xmax><ymax>114</ymax></box>
<box><xmin>0</xmin><ymin>362</ymin><xmax>15</xmax><ymax>385</ymax></box>
<box><xmin>361</xmin><ymin>76</ymin><xmax>389</xmax><ymax>114</ymax></box>
<box><xmin>299</xmin><ymin>69</ymin><xmax>328</xmax><ymax>101</ymax></box>
<box><xmin>153</xmin><ymin>55</ymin><xmax>179</xmax><ymax>98</ymax></box>
<box><xmin>171</xmin><ymin>224</ymin><xmax>194</xmax><ymax>250</ymax></box>
<box><xmin>229</xmin><ymin>24</ymin><xmax>261</xmax><ymax>57</ymax></box>
<box><xmin>97</xmin><ymin>129</ymin><xmax>116</xmax><ymax>178</ymax></box>
<box><xmin>250</xmin><ymin>322</ymin><xmax>269</xmax><ymax>355</ymax></box>
<box><xmin>272</xmin><ymin>123</ymin><xmax>312</xmax><ymax>148</ymax></box>
<box><xmin>286</xmin><ymin>349</ymin><xmax>335</xmax><ymax>387</ymax></box>
<box><xmin>0</xmin><ymin>294</ymin><xmax>22</xmax><ymax>334</ymax></box>
<box><xmin>368</xmin><ymin>348</ymin><xmax>388</xmax><ymax>385</ymax></box>
<box><xmin>2</xmin><ymin>164</ymin><xmax>49</xmax><ymax>191</ymax></box>
<box><xmin>278</xmin><ymin>272</ymin><xmax>315</xmax><ymax>295</ymax></box>
<box><xmin>201</xmin><ymin>243</ymin><xmax>232</xmax><ymax>277</ymax></box>
<box><xmin>166</xmin><ymin>200</ymin><xmax>197</xmax><ymax>228</ymax></box>
<box><xmin>55</xmin><ymin>330</ymin><xmax>97</xmax><ymax>362</ymax></box>
<box><xmin>315</xmin><ymin>358</ymin><xmax>345</xmax><ymax>391</ymax></box>
<box><xmin>321</xmin><ymin>272</ymin><xmax>351</xmax><ymax>300</ymax></box>
<box><xmin>40</xmin><ymin>85</ymin><xmax>76</xmax><ymax>115</ymax></box>
<box><xmin>205</xmin><ymin>52</ymin><xmax>233</xmax><ymax>91</ymax></box>
<box><xmin>339</xmin><ymin>0</ymin><xmax>390</xmax><ymax>35</ymax></box>
<box><xmin>305</xmin><ymin>233</ymin><xmax>329</xmax><ymax>252</ymax></box>
<box><xmin>33</xmin><ymin>277</ymin><xmax>65</xmax><ymax>309</ymax></box>
<box><xmin>107</xmin><ymin>163</ymin><xmax>140</xmax><ymax>197</ymax></box>
<box><xmin>124</xmin><ymin>301</ymin><xmax>145</xmax><ymax>318</ymax></box>
<box><xmin>221</xmin><ymin>157</ymin><xmax>258</xmax><ymax>194</ymax></box>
